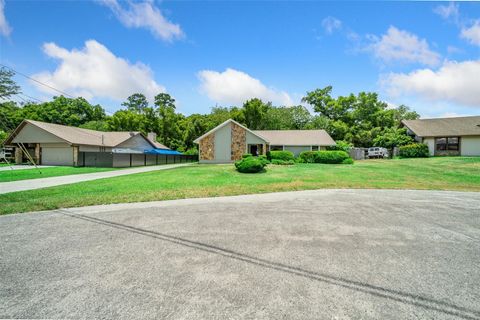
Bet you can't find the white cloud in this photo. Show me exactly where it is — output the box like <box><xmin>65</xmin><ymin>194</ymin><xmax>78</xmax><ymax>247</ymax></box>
<box><xmin>31</xmin><ymin>40</ymin><xmax>165</xmax><ymax>102</ymax></box>
<box><xmin>197</xmin><ymin>68</ymin><xmax>293</xmax><ymax>106</ymax></box>
<box><xmin>434</xmin><ymin>2</ymin><xmax>459</xmax><ymax>23</ymax></box>
<box><xmin>322</xmin><ymin>16</ymin><xmax>342</xmax><ymax>34</ymax></box>
<box><xmin>438</xmin><ymin>112</ymin><xmax>473</xmax><ymax>118</ymax></box>
<box><xmin>367</xmin><ymin>26</ymin><xmax>441</xmax><ymax>66</ymax></box>
<box><xmin>98</xmin><ymin>0</ymin><xmax>183</xmax><ymax>42</ymax></box>
<box><xmin>0</xmin><ymin>0</ymin><xmax>12</xmax><ymax>37</ymax></box>
<box><xmin>461</xmin><ymin>20</ymin><xmax>480</xmax><ymax>46</ymax></box>
<box><xmin>382</xmin><ymin>59</ymin><xmax>480</xmax><ymax>107</ymax></box>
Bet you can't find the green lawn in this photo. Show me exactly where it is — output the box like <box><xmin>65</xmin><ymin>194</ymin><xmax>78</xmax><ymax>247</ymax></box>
<box><xmin>1</xmin><ymin>157</ymin><xmax>479</xmax><ymax>215</ymax></box>
<box><xmin>0</xmin><ymin>166</ymin><xmax>117</xmax><ymax>182</ymax></box>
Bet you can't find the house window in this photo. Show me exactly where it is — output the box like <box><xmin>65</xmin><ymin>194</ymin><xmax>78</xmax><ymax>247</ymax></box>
<box><xmin>435</xmin><ymin>137</ymin><xmax>459</xmax><ymax>151</ymax></box>
<box><xmin>270</xmin><ymin>145</ymin><xmax>283</xmax><ymax>151</ymax></box>
<box><xmin>311</xmin><ymin>146</ymin><xmax>319</xmax><ymax>151</ymax></box>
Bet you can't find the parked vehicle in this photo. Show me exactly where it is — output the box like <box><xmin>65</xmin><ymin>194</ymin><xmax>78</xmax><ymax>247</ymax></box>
<box><xmin>366</xmin><ymin>147</ymin><xmax>389</xmax><ymax>159</ymax></box>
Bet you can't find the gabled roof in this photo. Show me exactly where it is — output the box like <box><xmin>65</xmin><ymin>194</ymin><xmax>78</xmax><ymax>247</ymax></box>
<box><xmin>4</xmin><ymin>119</ymin><xmax>167</xmax><ymax>149</ymax></box>
<box><xmin>402</xmin><ymin>116</ymin><xmax>480</xmax><ymax>137</ymax></box>
<box><xmin>193</xmin><ymin>119</ymin><xmax>269</xmax><ymax>143</ymax></box>
<box><xmin>253</xmin><ymin>130</ymin><xmax>336</xmax><ymax>146</ymax></box>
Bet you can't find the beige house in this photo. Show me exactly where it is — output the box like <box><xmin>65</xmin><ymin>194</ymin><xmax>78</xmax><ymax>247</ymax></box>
<box><xmin>402</xmin><ymin>116</ymin><xmax>480</xmax><ymax>156</ymax></box>
<box><xmin>4</xmin><ymin>119</ymin><xmax>184</xmax><ymax>167</ymax></box>
<box><xmin>193</xmin><ymin>119</ymin><xmax>335</xmax><ymax>163</ymax></box>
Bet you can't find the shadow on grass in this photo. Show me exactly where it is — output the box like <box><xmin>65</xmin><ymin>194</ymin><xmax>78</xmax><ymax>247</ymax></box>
<box><xmin>60</xmin><ymin>210</ymin><xmax>479</xmax><ymax>320</ymax></box>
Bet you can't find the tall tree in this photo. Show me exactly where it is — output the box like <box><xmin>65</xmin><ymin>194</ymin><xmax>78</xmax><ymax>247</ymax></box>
<box><xmin>242</xmin><ymin>98</ymin><xmax>269</xmax><ymax>130</ymax></box>
<box><xmin>154</xmin><ymin>93</ymin><xmax>181</xmax><ymax>148</ymax></box>
<box><xmin>0</xmin><ymin>67</ymin><xmax>21</xmax><ymax>99</ymax></box>
<box><xmin>121</xmin><ymin>93</ymin><xmax>149</xmax><ymax>114</ymax></box>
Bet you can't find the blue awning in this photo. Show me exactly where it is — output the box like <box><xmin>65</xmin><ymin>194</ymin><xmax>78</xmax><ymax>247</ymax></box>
<box><xmin>145</xmin><ymin>149</ymin><xmax>183</xmax><ymax>155</ymax></box>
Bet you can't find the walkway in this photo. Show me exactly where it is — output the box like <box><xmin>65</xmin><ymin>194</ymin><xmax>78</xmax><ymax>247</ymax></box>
<box><xmin>0</xmin><ymin>163</ymin><xmax>192</xmax><ymax>194</ymax></box>
<box><xmin>0</xmin><ymin>165</ymin><xmax>54</xmax><ymax>171</ymax></box>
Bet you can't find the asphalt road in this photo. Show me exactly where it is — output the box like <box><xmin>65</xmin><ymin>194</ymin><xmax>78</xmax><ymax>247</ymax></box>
<box><xmin>1</xmin><ymin>189</ymin><xmax>479</xmax><ymax>319</ymax></box>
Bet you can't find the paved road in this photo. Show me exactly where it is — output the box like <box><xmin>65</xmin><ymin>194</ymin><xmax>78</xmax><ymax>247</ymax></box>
<box><xmin>1</xmin><ymin>189</ymin><xmax>479</xmax><ymax>319</ymax></box>
<box><xmin>0</xmin><ymin>163</ymin><xmax>192</xmax><ymax>194</ymax></box>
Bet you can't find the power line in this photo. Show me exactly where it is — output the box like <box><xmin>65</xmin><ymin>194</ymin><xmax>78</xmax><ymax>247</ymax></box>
<box><xmin>0</xmin><ymin>63</ymin><xmax>76</xmax><ymax>98</ymax></box>
<box><xmin>0</xmin><ymin>63</ymin><xmax>117</xmax><ymax>115</ymax></box>
<box><xmin>18</xmin><ymin>93</ymin><xmax>44</xmax><ymax>103</ymax></box>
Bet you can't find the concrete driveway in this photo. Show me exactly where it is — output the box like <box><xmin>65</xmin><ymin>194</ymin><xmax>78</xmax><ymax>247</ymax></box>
<box><xmin>0</xmin><ymin>163</ymin><xmax>192</xmax><ymax>194</ymax></box>
<box><xmin>1</xmin><ymin>189</ymin><xmax>479</xmax><ymax>319</ymax></box>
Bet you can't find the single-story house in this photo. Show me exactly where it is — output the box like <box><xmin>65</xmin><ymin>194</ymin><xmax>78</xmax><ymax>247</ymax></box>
<box><xmin>402</xmin><ymin>116</ymin><xmax>480</xmax><ymax>156</ymax></box>
<box><xmin>4</xmin><ymin>119</ymin><xmax>188</xmax><ymax>167</ymax></box>
<box><xmin>193</xmin><ymin>119</ymin><xmax>336</xmax><ymax>163</ymax></box>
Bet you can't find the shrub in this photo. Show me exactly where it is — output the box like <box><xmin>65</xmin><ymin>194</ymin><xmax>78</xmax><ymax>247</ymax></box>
<box><xmin>342</xmin><ymin>158</ymin><xmax>354</xmax><ymax>164</ymax></box>
<box><xmin>235</xmin><ymin>157</ymin><xmax>266</xmax><ymax>173</ymax></box>
<box><xmin>271</xmin><ymin>159</ymin><xmax>295</xmax><ymax>165</ymax></box>
<box><xmin>326</xmin><ymin>140</ymin><xmax>352</xmax><ymax>152</ymax></box>
<box><xmin>298</xmin><ymin>151</ymin><xmax>318</xmax><ymax>163</ymax></box>
<box><xmin>399</xmin><ymin>143</ymin><xmax>429</xmax><ymax>158</ymax></box>
<box><xmin>242</xmin><ymin>153</ymin><xmax>253</xmax><ymax>158</ymax></box>
<box><xmin>269</xmin><ymin>150</ymin><xmax>295</xmax><ymax>161</ymax></box>
<box><xmin>314</xmin><ymin>151</ymin><xmax>350</xmax><ymax>164</ymax></box>
<box><xmin>257</xmin><ymin>155</ymin><xmax>270</xmax><ymax>166</ymax></box>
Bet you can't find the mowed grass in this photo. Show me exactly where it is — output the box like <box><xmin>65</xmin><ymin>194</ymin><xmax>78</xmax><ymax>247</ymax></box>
<box><xmin>0</xmin><ymin>166</ymin><xmax>117</xmax><ymax>182</ymax></box>
<box><xmin>1</xmin><ymin>157</ymin><xmax>479</xmax><ymax>215</ymax></box>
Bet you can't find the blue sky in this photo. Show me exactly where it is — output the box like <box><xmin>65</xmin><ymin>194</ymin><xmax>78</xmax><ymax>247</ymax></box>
<box><xmin>1</xmin><ymin>1</ymin><xmax>479</xmax><ymax>117</ymax></box>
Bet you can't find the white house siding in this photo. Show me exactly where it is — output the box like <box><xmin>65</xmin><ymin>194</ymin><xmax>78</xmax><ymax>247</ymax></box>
<box><xmin>12</xmin><ymin>123</ymin><xmax>64</xmax><ymax>144</ymax></box>
<box><xmin>284</xmin><ymin>146</ymin><xmax>311</xmax><ymax>156</ymax></box>
<box><xmin>79</xmin><ymin>145</ymin><xmax>113</xmax><ymax>152</ymax></box>
<box><xmin>423</xmin><ymin>138</ymin><xmax>435</xmax><ymax>156</ymax></box>
<box><xmin>116</xmin><ymin>134</ymin><xmax>152</xmax><ymax>152</ymax></box>
<box><xmin>41</xmin><ymin>146</ymin><xmax>74</xmax><ymax>166</ymax></box>
<box><xmin>461</xmin><ymin>136</ymin><xmax>480</xmax><ymax>156</ymax></box>
<box><xmin>246</xmin><ymin>131</ymin><xmax>265</xmax><ymax>145</ymax></box>
<box><xmin>213</xmin><ymin>123</ymin><xmax>232</xmax><ymax>163</ymax></box>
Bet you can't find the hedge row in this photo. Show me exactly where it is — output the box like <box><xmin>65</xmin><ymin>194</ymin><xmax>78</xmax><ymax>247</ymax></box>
<box><xmin>298</xmin><ymin>150</ymin><xmax>352</xmax><ymax>164</ymax></box>
<box><xmin>399</xmin><ymin>143</ymin><xmax>429</xmax><ymax>158</ymax></box>
<box><xmin>267</xmin><ymin>150</ymin><xmax>295</xmax><ymax>161</ymax></box>
<box><xmin>235</xmin><ymin>150</ymin><xmax>354</xmax><ymax>174</ymax></box>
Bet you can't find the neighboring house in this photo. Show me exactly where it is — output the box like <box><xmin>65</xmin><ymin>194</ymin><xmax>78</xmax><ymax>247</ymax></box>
<box><xmin>402</xmin><ymin>116</ymin><xmax>480</xmax><ymax>156</ymax></box>
<box><xmin>193</xmin><ymin>119</ymin><xmax>335</xmax><ymax>163</ymax></box>
<box><xmin>4</xmin><ymin>119</ymin><xmax>184</xmax><ymax>167</ymax></box>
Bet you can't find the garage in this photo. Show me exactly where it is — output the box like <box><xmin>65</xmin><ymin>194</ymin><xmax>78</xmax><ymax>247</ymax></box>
<box><xmin>41</xmin><ymin>147</ymin><xmax>74</xmax><ymax>166</ymax></box>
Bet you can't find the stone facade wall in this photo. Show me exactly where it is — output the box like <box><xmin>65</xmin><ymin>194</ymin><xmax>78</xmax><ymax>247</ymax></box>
<box><xmin>199</xmin><ymin>133</ymin><xmax>215</xmax><ymax>161</ymax></box>
<box><xmin>231</xmin><ymin>122</ymin><xmax>246</xmax><ymax>161</ymax></box>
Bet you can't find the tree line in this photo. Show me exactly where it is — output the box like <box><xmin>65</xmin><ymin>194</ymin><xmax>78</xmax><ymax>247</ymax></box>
<box><xmin>0</xmin><ymin>67</ymin><xmax>419</xmax><ymax>153</ymax></box>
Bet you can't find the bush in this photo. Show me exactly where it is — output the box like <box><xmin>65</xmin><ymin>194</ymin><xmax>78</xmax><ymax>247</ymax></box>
<box><xmin>269</xmin><ymin>150</ymin><xmax>295</xmax><ymax>161</ymax></box>
<box><xmin>298</xmin><ymin>151</ymin><xmax>318</xmax><ymax>163</ymax></box>
<box><xmin>399</xmin><ymin>143</ymin><xmax>429</xmax><ymax>158</ymax></box>
<box><xmin>326</xmin><ymin>140</ymin><xmax>352</xmax><ymax>152</ymax></box>
<box><xmin>257</xmin><ymin>155</ymin><xmax>270</xmax><ymax>166</ymax></box>
<box><xmin>242</xmin><ymin>153</ymin><xmax>253</xmax><ymax>158</ymax></box>
<box><xmin>314</xmin><ymin>151</ymin><xmax>350</xmax><ymax>164</ymax></box>
<box><xmin>235</xmin><ymin>157</ymin><xmax>266</xmax><ymax>173</ymax></box>
<box><xmin>342</xmin><ymin>158</ymin><xmax>354</xmax><ymax>164</ymax></box>
<box><xmin>271</xmin><ymin>159</ymin><xmax>295</xmax><ymax>165</ymax></box>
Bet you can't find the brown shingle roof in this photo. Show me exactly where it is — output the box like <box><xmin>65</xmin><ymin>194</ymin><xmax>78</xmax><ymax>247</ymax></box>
<box><xmin>253</xmin><ymin>130</ymin><xmax>335</xmax><ymax>146</ymax></box>
<box><xmin>6</xmin><ymin>119</ymin><xmax>167</xmax><ymax>149</ymax></box>
<box><xmin>402</xmin><ymin>116</ymin><xmax>480</xmax><ymax>137</ymax></box>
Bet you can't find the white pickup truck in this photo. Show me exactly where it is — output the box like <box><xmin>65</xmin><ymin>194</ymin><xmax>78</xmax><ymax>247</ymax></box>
<box><xmin>366</xmin><ymin>147</ymin><xmax>389</xmax><ymax>159</ymax></box>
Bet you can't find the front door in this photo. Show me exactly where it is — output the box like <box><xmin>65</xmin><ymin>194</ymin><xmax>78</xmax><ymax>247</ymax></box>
<box><xmin>249</xmin><ymin>144</ymin><xmax>258</xmax><ymax>156</ymax></box>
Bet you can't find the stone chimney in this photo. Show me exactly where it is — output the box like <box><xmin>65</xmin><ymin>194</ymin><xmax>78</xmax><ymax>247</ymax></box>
<box><xmin>148</xmin><ymin>132</ymin><xmax>157</xmax><ymax>142</ymax></box>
